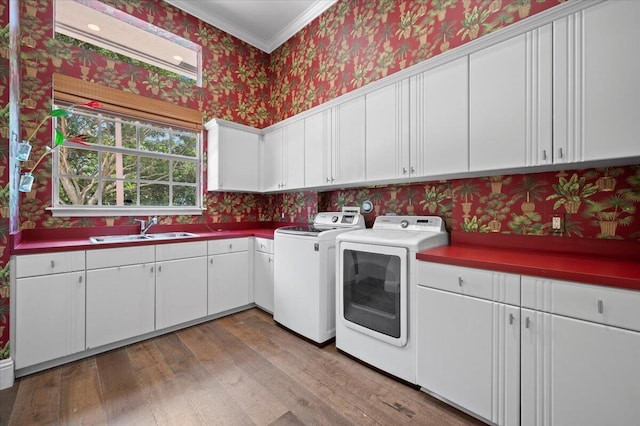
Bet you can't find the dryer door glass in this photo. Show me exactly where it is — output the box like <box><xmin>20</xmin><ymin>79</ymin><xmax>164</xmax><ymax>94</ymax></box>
<box><xmin>342</xmin><ymin>249</ymin><xmax>402</xmax><ymax>338</ymax></box>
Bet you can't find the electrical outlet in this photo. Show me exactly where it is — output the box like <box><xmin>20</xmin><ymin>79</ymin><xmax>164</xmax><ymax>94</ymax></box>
<box><xmin>551</xmin><ymin>215</ymin><xmax>563</xmax><ymax>234</ymax></box>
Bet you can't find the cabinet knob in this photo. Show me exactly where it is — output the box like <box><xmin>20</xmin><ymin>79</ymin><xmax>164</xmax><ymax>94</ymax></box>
<box><xmin>525</xmin><ymin>317</ymin><xmax>531</xmax><ymax>329</ymax></box>
<box><xmin>79</xmin><ymin>275</ymin><xmax>83</xmax><ymax>283</ymax></box>
<box><xmin>326</xmin><ymin>177</ymin><xmax>331</xmax><ymax>183</ymax></box>
<box><xmin>210</xmin><ymin>258</ymin><xmax>214</xmax><ymax>265</ymax></box>
<box><xmin>542</xmin><ymin>150</ymin><xmax>547</xmax><ymax>161</ymax></box>
<box><xmin>509</xmin><ymin>313</ymin><xmax>514</xmax><ymax>325</ymax></box>
<box><xmin>158</xmin><ymin>265</ymin><xmax>162</xmax><ymax>272</ymax></box>
<box><xmin>331</xmin><ymin>177</ymin><xmax>335</xmax><ymax>182</ymax></box>
<box><xmin>597</xmin><ymin>299</ymin><xmax>604</xmax><ymax>314</ymax></box>
<box><xmin>457</xmin><ymin>276</ymin><xmax>463</xmax><ymax>287</ymax></box>
<box><xmin>410</xmin><ymin>166</ymin><xmax>415</xmax><ymax>174</ymax></box>
<box><xmin>268</xmin><ymin>257</ymin><xmax>272</xmax><ymax>263</ymax></box>
<box><xmin>229</xmin><ymin>244</ymin><xmax>233</xmax><ymax>249</ymax></box>
<box><xmin>150</xmin><ymin>266</ymin><xmax>154</xmax><ymax>273</ymax></box>
<box><xmin>50</xmin><ymin>260</ymin><xmax>55</xmax><ymax>268</ymax></box>
<box><xmin>558</xmin><ymin>148</ymin><xmax>564</xmax><ymax>159</ymax></box>
<box><xmin>402</xmin><ymin>167</ymin><xmax>407</xmax><ymax>175</ymax></box>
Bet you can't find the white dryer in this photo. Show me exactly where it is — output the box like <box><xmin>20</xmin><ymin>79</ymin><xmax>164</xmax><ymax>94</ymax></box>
<box><xmin>274</xmin><ymin>211</ymin><xmax>365</xmax><ymax>345</ymax></box>
<box><xmin>336</xmin><ymin>216</ymin><xmax>448</xmax><ymax>384</ymax></box>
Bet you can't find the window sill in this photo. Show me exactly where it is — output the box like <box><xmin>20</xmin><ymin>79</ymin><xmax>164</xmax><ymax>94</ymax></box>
<box><xmin>48</xmin><ymin>206</ymin><xmax>204</xmax><ymax>217</ymax></box>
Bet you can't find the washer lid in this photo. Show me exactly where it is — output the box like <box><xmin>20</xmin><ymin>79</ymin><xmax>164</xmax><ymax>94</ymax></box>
<box><xmin>337</xmin><ymin>228</ymin><xmax>449</xmax><ymax>251</ymax></box>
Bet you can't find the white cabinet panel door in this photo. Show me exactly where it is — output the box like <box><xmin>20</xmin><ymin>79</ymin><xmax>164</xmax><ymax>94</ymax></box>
<box><xmin>156</xmin><ymin>257</ymin><xmax>208</xmax><ymax>330</ymax></box>
<box><xmin>304</xmin><ymin>110</ymin><xmax>331</xmax><ymax>188</ymax></box>
<box><xmin>366</xmin><ymin>80</ymin><xmax>410</xmax><ymax>182</ymax></box>
<box><xmin>332</xmin><ymin>96</ymin><xmax>366</xmax><ymax>185</ymax></box>
<box><xmin>262</xmin><ymin>128</ymin><xmax>283</xmax><ymax>192</ymax></box>
<box><xmin>15</xmin><ymin>273</ymin><xmax>85</xmax><ymax>369</ymax></box>
<box><xmin>283</xmin><ymin>119</ymin><xmax>305</xmax><ymax>190</ymax></box>
<box><xmin>253</xmin><ymin>251</ymin><xmax>274</xmax><ymax>313</ymax></box>
<box><xmin>86</xmin><ymin>264</ymin><xmax>155</xmax><ymax>349</ymax></box>
<box><xmin>208</xmin><ymin>251</ymin><xmax>250</xmax><ymax>314</ymax></box>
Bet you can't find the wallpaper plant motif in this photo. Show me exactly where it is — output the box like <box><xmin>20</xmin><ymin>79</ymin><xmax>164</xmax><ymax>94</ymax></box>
<box><xmin>319</xmin><ymin>166</ymin><xmax>640</xmax><ymax>240</ymax></box>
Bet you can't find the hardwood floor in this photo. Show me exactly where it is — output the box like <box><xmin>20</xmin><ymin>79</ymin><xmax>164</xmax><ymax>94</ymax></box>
<box><xmin>0</xmin><ymin>309</ymin><xmax>483</xmax><ymax>425</ymax></box>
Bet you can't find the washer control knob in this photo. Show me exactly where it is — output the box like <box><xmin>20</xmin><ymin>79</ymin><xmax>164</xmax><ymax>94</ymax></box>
<box><xmin>400</xmin><ymin>220</ymin><xmax>409</xmax><ymax>228</ymax></box>
<box><xmin>332</xmin><ymin>215</ymin><xmax>339</xmax><ymax>223</ymax></box>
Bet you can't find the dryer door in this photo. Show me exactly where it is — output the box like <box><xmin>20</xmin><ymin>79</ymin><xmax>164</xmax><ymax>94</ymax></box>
<box><xmin>339</xmin><ymin>241</ymin><xmax>408</xmax><ymax>347</ymax></box>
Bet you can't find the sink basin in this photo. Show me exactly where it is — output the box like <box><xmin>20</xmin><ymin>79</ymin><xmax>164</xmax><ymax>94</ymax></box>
<box><xmin>146</xmin><ymin>232</ymin><xmax>199</xmax><ymax>240</ymax></box>
<box><xmin>89</xmin><ymin>234</ymin><xmax>151</xmax><ymax>244</ymax></box>
<box><xmin>89</xmin><ymin>232</ymin><xmax>199</xmax><ymax>244</ymax></box>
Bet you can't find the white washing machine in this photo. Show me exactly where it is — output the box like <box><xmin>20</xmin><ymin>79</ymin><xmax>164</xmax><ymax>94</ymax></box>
<box><xmin>274</xmin><ymin>211</ymin><xmax>365</xmax><ymax>345</ymax></box>
<box><xmin>336</xmin><ymin>215</ymin><xmax>448</xmax><ymax>384</ymax></box>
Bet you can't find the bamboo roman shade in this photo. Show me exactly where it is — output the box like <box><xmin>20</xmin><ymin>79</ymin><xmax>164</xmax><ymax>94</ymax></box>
<box><xmin>53</xmin><ymin>73</ymin><xmax>202</xmax><ymax>131</ymax></box>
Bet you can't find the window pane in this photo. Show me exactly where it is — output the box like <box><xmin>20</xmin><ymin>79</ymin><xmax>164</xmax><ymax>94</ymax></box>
<box><xmin>59</xmin><ymin>114</ymin><xmax>99</xmax><ymax>145</ymax></box>
<box><xmin>171</xmin><ymin>131</ymin><xmax>198</xmax><ymax>157</ymax></box>
<box><xmin>173</xmin><ymin>185</ymin><xmax>196</xmax><ymax>206</ymax></box>
<box><xmin>104</xmin><ymin>153</ymin><xmax>137</xmax><ymax>180</ymax></box>
<box><xmin>59</xmin><ymin>177</ymin><xmax>98</xmax><ymax>205</ymax></box>
<box><xmin>140</xmin><ymin>126</ymin><xmax>169</xmax><ymax>154</ymax></box>
<box><xmin>102</xmin><ymin>179</ymin><xmax>138</xmax><ymax>206</ymax></box>
<box><xmin>59</xmin><ymin>147</ymin><xmax>98</xmax><ymax>177</ymax></box>
<box><xmin>173</xmin><ymin>160</ymin><xmax>196</xmax><ymax>183</ymax></box>
<box><xmin>140</xmin><ymin>157</ymin><xmax>169</xmax><ymax>181</ymax></box>
<box><xmin>98</xmin><ymin>118</ymin><xmax>116</xmax><ymax>147</ymax></box>
<box><xmin>140</xmin><ymin>184</ymin><xmax>169</xmax><ymax>206</ymax></box>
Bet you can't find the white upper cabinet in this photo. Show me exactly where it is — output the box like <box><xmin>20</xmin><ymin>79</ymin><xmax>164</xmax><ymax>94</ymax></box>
<box><xmin>262</xmin><ymin>121</ymin><xmax>305</xmax><ymax>192</ymax></box>
<box><xmin>206</xmin><ymin>119</ymin><xmax>261</xmax><ymax>192</ymax></box>
<box><xmin>304</xmin><ymin>109</ymin><xmax>331</xmax><ymax>188</ymax></box>
<box><xmin>554</xmin><ymin>1</ymin><xmax>640</xmax><ymax>162</ymax></box>
<box><xmin>411</xmin><ymin>56</ymin><xmax>469</xmax><ymax>177</ymax></box>
<box><xmin>365</xmin><ymin>80</ymin><xmax>410</xmax><ymax>182</ymax></box>
<box><xmin>331</xmin><ymin>96</ymin><xmax>366</xmax><ymax>186</ymax></box>
<box><xmin>469</xmin><ymin>25</ymin><xmax>552</xmax><ymax>172</ymax></box>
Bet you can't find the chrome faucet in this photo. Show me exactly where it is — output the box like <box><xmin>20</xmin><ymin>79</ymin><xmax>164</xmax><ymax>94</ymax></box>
<box><xmin>135</xmin><ymin>216</ymin><xmax>158</xmax><ymax>235</ymax></box>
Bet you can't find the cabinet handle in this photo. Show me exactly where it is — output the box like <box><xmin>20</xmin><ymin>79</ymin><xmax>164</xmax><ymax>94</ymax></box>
<box><xmin>326</xmin><ymin>177</ymin><xmax>331</xmax><ymax>183</ymax></box>
<box><xmin>268</xmin><ymin>257</ymin><xmax>272</xmax><ymax>263</ymax></box>
<box><xmin>410</xmin><ymin>166</ymin><xmax>415</xmax><ymax>174</ymax></box>
<box><xmin>210</xmin><ymin>258</ymin><xmax>213</xmax><ymax>265</ymax></box>
<box><xmin>542</xmin><ymin>150</ymin><xmax>547</xmax><ymax>161</ymax></box>
<box><xmin>597</xmin><ymin>299</ymin><xmax>604</xmax><ymax>314</ymax></box>
<box><xmin>158</xmin><ymin>265</ymin><xmax>162</xmax><ymax>272</ymax></box>
<box><xmin>457</xmin><ymin>276</ymin><xmax>463</xmax><ymax>287</ymax></box>
<box><xmin>525</xmin><ymin>317</ymin><xmax>531</xmax><ymax>329</ymax></box>
<box><xmin>78</xmin><ymin>276</ymin><xmax>83</xmax><ymax>283</ymax></box>
<box><xmin>50</xmin><ymin>260</ymin><xmax>55</xmax><ymax>268</ymax></box>
<box><xmin>229</xmin><ymin>244</ymin><xmax>233</xmax><ymax>249</ymax></box>
<box><xmin>402</xmin><ymin>167</ymin><xmax>407</xmax><ymax>175</ymax></box>
<box><xmin>558</xmin><ymin>148</ymin><xmax>564</xmax><ymax>159</ymax></box>
<box><xmin>150</xmin><ymin>266</ymin><xmax>154</xmax><ymax>273</ymax></box>
<box><xmin>509</xmin><ymin>313</ymin><xmax>514</xmax><ymax>325</ymax></box>
<box><xmin>331</xmin><ymin>177</ymin><xmax>335</xmax><ymax>182</ymax></box>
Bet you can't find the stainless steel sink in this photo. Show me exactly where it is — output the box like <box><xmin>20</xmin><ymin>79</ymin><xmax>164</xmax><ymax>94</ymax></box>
<box><xmin>145</xmin><ymin>232</ymin><xmax>199</xmax><ymax>240</ymax></box>
<box><xmin>89</xmin><ymin>232</ymin><xmax>199</xmax><ymax>244</ymax></box>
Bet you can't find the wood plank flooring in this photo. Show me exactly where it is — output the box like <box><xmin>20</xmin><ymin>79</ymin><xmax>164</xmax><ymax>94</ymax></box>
<box><xmin>0</xmin><ymin>309</ymin><xmax>483</xmax><ymax>426</ymax></box>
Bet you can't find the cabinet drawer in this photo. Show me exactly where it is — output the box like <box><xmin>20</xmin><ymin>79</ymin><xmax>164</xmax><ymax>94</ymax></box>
<box><xmin>417</xmin><ymin>261</ymin><xmax>520</xmax><ymax>305</ymax></box>
<box><xmin>15</xmin><ymin>251</ymin><xmax>85</xmax><ymax>278</ymax></box>
<box><xmin>254</xmin><ymin>237</ymin><xmax>273</xmax><ymax>254</ymax></box>
<box><xmin>522</xmin><ymin>276</ymin><xmax>640</xmax><ymax>332</ymax></box>
<box><xmin>208</xmin><ymin>238</ymin><xmax>249</xmax><ymax>255</ymax></box>
<box><xmin>156</xmin><ymin>241</ymin><xmax>207</xmax><ymax>261</ymax></box>
<box><xmin>86</xmin><ymin>245</ymin><xmax>155</xmax><ymax>269</ymax></box>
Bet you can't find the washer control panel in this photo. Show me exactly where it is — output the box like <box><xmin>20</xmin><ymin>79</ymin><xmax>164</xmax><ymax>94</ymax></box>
<box><xmin>373</xmin><ymin>216</ymin><xmax>445</xmax><ymax>232</ymax></box>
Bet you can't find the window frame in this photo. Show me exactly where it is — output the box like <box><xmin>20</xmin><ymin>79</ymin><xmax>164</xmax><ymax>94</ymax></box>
<box><xmin>50</xmin><ymin>74</ymin><xmax>203</xmax><ymax>217</ymax></box>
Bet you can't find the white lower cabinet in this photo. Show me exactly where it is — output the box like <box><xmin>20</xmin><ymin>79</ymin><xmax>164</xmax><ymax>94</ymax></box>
<box><xmin>417</xmin><ymin>262</ymin><xmax>520</xmax><ymax>425</ymax></box>
<box><xmin>85</xmin><ymin>246</ymin><xmax>156</xmax><ymax>349</ymax></box>
<box><xmin>253</xmin><ymin>237</ymin><xmax>274</xmax><ymax>313</ymax></box>
<box><xmin>208</xmin><ymin>238</ymin><xmax>251</xmax><ymax>315</ymax></box>
<box><xmin>15</xmin><ymin>272</ymin><xmax>85</xmax><ymax>369</ymax></box>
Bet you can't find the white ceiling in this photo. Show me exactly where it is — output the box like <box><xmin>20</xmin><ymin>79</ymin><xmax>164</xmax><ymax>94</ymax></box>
<box><xmin>164</xmin><ymin>0</ymin><xmax>337</xmax><ymax>53</ymax></box>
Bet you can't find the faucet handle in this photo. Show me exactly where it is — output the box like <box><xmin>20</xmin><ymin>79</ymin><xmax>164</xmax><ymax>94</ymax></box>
<box><xmin>150</xmin><ymin>216</ymin><xmax>158</xmax><ymax>225</ymax></box>
<box><xmin>134</xmin><ymin>218</ymin><xmax>146</xmax><ymax>227</ymax></box>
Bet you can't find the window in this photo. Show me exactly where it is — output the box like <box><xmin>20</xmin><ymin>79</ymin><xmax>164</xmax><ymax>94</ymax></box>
<box><xmin>54</xmin><ymin>0</ymin><xmax>202</xmax><ymax>85</ymax></box>
<box><xmin>52</xmin><ymin>74</ymin><xmax>203</xmax><ymax>217</ymax></box>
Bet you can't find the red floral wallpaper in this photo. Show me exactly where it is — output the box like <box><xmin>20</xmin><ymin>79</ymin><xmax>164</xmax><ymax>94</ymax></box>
<box><xmin>319</xmin><ymin>166</ymin><xmax>640</xmax><ymax>240</ymax></box>
<box><xmin>270</xmin><ymin>0</ymin><xmax>565</xmax><ymax>121</ymax></box>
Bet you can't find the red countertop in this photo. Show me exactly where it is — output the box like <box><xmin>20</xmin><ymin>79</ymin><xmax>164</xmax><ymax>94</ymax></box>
<box><xmin>417</xmin><ymin>232</ymin><xmax>640</xmax><ymax>291</ymax></box>
<box><xmin>11</xmin><ymin>222</ymin><xmax>292</xmax><ymax>255</ymax></box>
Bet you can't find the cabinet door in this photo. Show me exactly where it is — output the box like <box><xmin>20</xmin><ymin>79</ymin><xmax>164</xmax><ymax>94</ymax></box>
<box><xmin>283</xmin><ymin>120</ymin><xmax>305</xmax><ymax>190</ymax></box>
<box><xmin>304</xmin><ymin>110</ymin><xmax>331</xmax><ymax>187</ymax></box>
<box><xmin>15</xmin><ymin>273</ymin><xmax>85</xmax><ymax>369</ymax></box>
<box><xmin>332</xmin><ymin>96</ymin><xmax>366</xmax><ymax>185</ymax></box>
<box><xmin>417</xmin><ymin>287</ymin><xmax>519</xmax><ymax>424</ymax></box>
<box><xmin>366</xmin><ymin>80</ymin><xmax>410</xmax><ymax>182</ymax></box>
<box><xmin>411</xmin><ymin>57</ymin><xmax>469</xmax><ymax>177</ymax></box>
<box><xmin>469</xmin><ymin>27</ymin><xmax>552</xmax><ymax>171</ymax></box>
<box><xmin>554</xmin><ymin>1</ymin><xmax>640</xmax><ymax>162</ymax></box>
<box><xmin>86</xmin><ymin>264</ymin><xmax>155</xmax><ymax>349</ymax></box>
<box><xmin>156</xmin><ymin>257</ymin><xmax>208</xmax><ymax>330</ymax></box>
<box><xmin>262</xmin><ymin>128</ymin><xmax>283</xmax><ymax>191</ymax></box>
<box><xmin>253</xmin><ymin>251</ymin><xmax>274</xmax><ymax>313</ymax></box>
<box><xmin>219</xmin><ymin>125</ymin><xmax>260</xmax><ymax>191</ymax></box>
<box><xmin>521</xmin><ymin>309</ymin><xmax>640</xmax><ymax>426</ymax></box>
<box><xmin>208</xmin><ymin>251</ymin><xmax>250</xmax><ymax>314</ymax></box>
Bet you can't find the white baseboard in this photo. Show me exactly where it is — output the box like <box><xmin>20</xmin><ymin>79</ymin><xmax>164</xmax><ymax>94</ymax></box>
<box><xmin>0</xmin><ymin>357</ymin><xmax>15</xmax><ymax>390</ymax></box>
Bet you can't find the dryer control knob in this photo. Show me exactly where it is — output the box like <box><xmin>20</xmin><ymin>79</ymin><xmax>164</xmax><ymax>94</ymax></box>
<box><xmin>332</xmin><ymin>215</ymin><xmax>339</xmax><ymax>223</ymax></box>
<box><xmin>400</xmin><ymin>220</ymin><xmax>409</xmax><ymax>228</ymax></box>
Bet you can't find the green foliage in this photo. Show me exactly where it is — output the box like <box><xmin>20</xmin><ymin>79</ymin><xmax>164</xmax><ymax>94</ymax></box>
<box><xmin>462</xmin><ymin>216</ymin><xmax>490</xmax><ymax>233</ymax></box>
<box><xmin>0</xmin><ymin>341</ymin><xmax>9</xmax><ymax>360</ymax></box>
<box><xmin>546</xmin><ymin>174</ymin><xmax>598</xmax><ymax>210</ymax></box>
